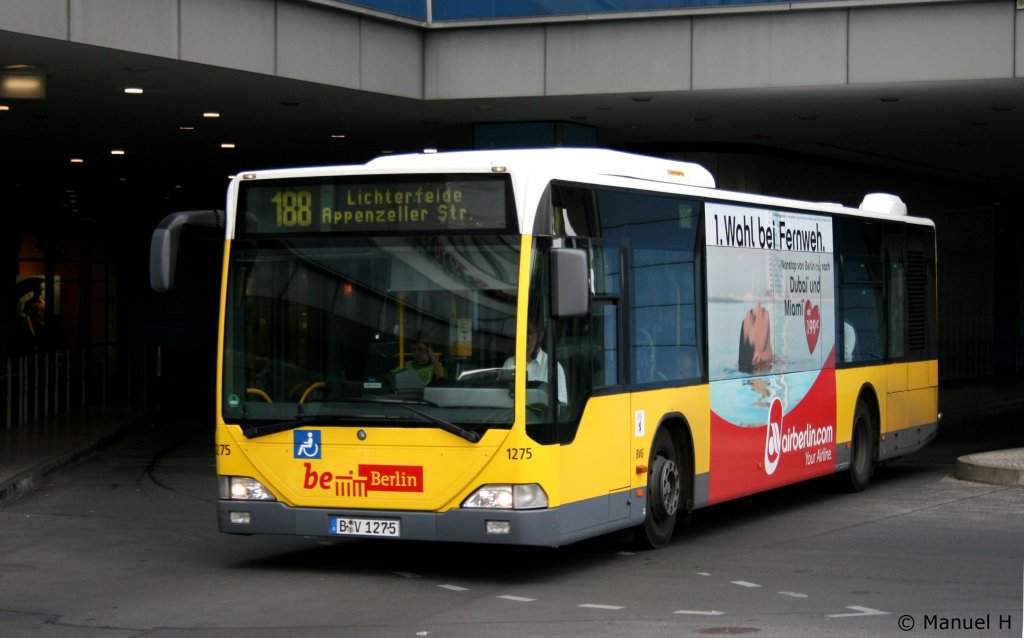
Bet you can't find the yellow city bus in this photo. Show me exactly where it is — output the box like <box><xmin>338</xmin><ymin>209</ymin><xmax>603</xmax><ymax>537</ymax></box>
<box><xmin>151</xmin><ymin>148</ymin><xmax>938</xmax><ymax>548</ymax></box>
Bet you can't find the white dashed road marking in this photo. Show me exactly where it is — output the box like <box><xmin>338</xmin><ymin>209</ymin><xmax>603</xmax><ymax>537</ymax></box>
<box><xmin>827</xmin><ymin>606</ymin><xmax>889</xmax><ymax>618</ymax></box>
<box><xmin>731</xmin><ymin>580</ymin><xmax>761</xmax><ymax>588</ymax></box>
<box><xmin>674</xmin><ymin>610</ymin><xmax>725</xmax><ymax>616</ymax></box>
<box><xmin>424</xmin><ymin>562</ymin><xmax>887</xmax><ymax>622</ymax></box>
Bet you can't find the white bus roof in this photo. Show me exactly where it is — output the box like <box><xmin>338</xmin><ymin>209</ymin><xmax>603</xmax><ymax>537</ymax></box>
<box><xmin>233</xmin><ymin>148</ymin><xmax>932</xmax><ymax>230</ymax></box>
<box><xmin>365</xmin><ymin>147</ymin><xmax>717</xmax><ymax>189</ymax></box>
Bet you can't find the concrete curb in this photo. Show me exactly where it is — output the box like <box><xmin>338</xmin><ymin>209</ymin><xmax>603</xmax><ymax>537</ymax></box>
<box><xmin>955</xmin><ymin>448</ymin><xmax>1024</xmax><ymax>488</ymax></box>
<box><xmin>0</xmin><ymin>415</ymin><xmax>150</xmax><ymax>506</ymax></box>
<box><xmin>0</xmin><ymin>447</ymin><xmax>87</xmax><ymax>505</ymax></box>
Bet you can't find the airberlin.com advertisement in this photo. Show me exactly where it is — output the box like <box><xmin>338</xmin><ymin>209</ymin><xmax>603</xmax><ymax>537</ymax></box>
<box><xmin>705</xmin><ymin>203</ymin><xmax>836</xmax><ymax>504</ymax></box>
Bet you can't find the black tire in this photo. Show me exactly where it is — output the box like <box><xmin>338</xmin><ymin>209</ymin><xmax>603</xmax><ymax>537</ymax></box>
<box><xmin>635</xmin><ymin>429</ymin><xmax>686</xmax><ymax>549</ymax></box>
<box><xmin>843</xmin><ymin>400</ymin><xmax>875</xmax><ymax>492</ymax></box>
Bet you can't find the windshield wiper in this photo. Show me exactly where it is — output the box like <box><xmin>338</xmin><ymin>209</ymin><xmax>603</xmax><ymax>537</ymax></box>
<box><xmin>345</xmin><ymin>397</ymin><xmax>482</xmax><ymax>443</ymax></box>
<box><xmin>242</xmin><ymin>418</ymin><xmax>304</xmax><ymax>439</ymax></box>
<box><xmin>242</xmin><ymin>412</ymin><xmax>355</xmax><ymax>439</ymax></box>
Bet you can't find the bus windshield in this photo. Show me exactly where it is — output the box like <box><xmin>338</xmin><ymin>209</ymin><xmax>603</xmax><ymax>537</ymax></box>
<box><xmin>222</xmin><ymin>234</ymin><xmax>522</xmax><ymax>436</ymax></box>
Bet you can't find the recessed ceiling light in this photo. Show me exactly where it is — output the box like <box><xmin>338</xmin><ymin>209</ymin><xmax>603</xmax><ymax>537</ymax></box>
<box><xmin>220</xmin><ymin>143</ymin><xmax>236</xmax><ymax>149</ymax></box>
<box><xmin>0</xmin><ymin>105</ymin><xmax>9</xmax><ymax>111</ymax></box>
<box><xmin>203</xmin><ymin>112</ymin><xmax>220</xmax><ymax>118</ymax></box>
<box><xmin>70</xmin><ymin>158</ymin><xmax>84</xmax><ymax>163</ymax></box>
<box><xmin>124</xmin><ymin>87</ymin><xmax>144</xmax><ymax>95</ymax></box>
<box><xmin>179</xmin><ymin>125</ymin><xmax>195</xmax><ymax>131</ymax></box>
<box><xmin>1</xmin><ymin>73</ymin><xmax>46</xmax><ymax>99</ymax></box>
<box><xmin>111</xmin><ymin>149</ymin><xmax>125</xmax><ymax>155</ymax></box>
<box><xmin>331</xmin><ymin>133</ymin><xmax>346</xmax><ymax>139</ymax></box>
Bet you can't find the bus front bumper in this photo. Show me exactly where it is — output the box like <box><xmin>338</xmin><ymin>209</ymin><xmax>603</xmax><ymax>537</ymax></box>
<box><xmin>218</xmin><ymin>495</ymin><xmax>643</xmax><ymax>548</ymax></box>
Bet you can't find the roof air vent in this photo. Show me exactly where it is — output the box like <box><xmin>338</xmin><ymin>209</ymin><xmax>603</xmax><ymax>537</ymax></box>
<box><xmin>859</xmin><ymin>193</ymin><xmax>907</xmax><ymax>216</ymax></box>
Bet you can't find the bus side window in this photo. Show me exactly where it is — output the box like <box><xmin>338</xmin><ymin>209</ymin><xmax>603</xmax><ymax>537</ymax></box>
<box><xmin>595</xmin><ymin>189</ymin><xmax>701</xmax><ymax>385</ymax></box>
<box><xmin>886</xmin><ymin>231</ymin><xmax>908</xmax><ymax>360</ymax></box>
<box><xmin>838</xmin><ymin>219</ymin><xmax>884</xmax><ymax>365</ymax></box>
<box><xmin>842</xmin><ymin>287</ymin><xmax>882</xmax><ymax>363</ymax></box>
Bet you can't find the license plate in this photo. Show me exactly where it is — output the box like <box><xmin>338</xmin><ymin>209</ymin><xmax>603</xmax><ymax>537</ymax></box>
<box><xmin>330</xmin><ymin>516</ymin><xmax>400</xmax><ymax>537</ymax></box>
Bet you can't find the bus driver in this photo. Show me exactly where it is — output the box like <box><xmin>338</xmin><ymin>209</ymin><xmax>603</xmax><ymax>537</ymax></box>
<box><xmin>503</xmin><ymin>320</ymin><xmax>567</xmax><ymax>405</ymax></box>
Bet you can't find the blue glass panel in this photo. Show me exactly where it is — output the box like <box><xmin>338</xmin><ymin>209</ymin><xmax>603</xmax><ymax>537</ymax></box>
<box><xmin>334</xmin><ymin>0</ymin><xmax>830</xmax><ymax>23</ymax></box>
<box><xmin>341</xmin><ymin>0</ymin><xmax>427</xmax><ymax>21</ymax></box>
<box><xmin>433</xmin><ymin>0</ymin><xmax>816</xmax><ymax>21</ymax></box>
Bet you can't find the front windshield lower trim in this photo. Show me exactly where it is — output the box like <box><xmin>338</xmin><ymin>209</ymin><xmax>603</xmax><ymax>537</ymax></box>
<box><xmin>238</xmin><ymin>397</ymin><xmax>486</xmax><ymax>442</ymax></box>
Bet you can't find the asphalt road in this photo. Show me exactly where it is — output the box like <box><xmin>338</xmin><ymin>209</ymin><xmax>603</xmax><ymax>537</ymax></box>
<box><xmin>1</xmin><ymin>410</ymin><xmax>1022</xmax><ymax>638</ymax></box>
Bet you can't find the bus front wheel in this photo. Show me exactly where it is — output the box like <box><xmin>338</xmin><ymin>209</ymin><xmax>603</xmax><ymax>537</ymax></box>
<box><xmin>636</xmin><ymin>429</ymin><xmax>684</xmax><ymax>549</ymax></box>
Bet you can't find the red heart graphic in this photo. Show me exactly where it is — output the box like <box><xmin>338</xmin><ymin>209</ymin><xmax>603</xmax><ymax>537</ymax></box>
<box><xmin>804</xmin><ymin>300</ymin><xmax>820</xmax><ymax>354</ymax></box>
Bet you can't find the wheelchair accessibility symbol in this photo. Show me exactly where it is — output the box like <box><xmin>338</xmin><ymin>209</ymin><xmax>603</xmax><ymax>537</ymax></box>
<box><xmin>294</xmin><ymin>430</ymin><xmax>322</xmax><ymax>459</ymax></box>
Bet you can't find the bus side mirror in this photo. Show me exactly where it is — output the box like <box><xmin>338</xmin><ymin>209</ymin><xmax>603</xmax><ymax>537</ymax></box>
<box><xmin>551</xmin><ymin>247</ymin><xmax>590</xmax><ymax>318</ymax></box>
<box><xmin>150</xmin><ymin>210</ymin><xmax>224</xmax><ymax>292</ymax></box>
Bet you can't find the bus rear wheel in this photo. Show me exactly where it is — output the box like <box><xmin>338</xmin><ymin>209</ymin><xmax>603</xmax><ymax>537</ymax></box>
<box><xmin>636</xmin><ymin>429</ymin><xmax>684</xmax><ymax>549</ymax></box>
<box><xmin>843</xmin><ymin>400</ymin><xmax>876</xmax><ymax>492</ymax></box>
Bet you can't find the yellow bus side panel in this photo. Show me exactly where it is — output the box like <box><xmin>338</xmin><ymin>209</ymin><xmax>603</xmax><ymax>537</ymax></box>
<box><xmin>835</xmin><ymin>366</ymin><xmax>886</xmax><ymax>443</ymax></box>
<box><xmin>835</xmin><ymin>360</ymin><xmax>937</xmax><ymax>443</ymax></box>
<box><xmin>630</xmin><ymin>384</ymin><xmax>711</xmax><ymax>481</ymax></box>
<box><xmin>550</xmin><ymin>385</ymin><xmax>710</xmax><ymax>507</ymax></box>
<box><xmin>907</xmin><ymin>360</ymin><xmax>938</xmax><ymax>427</ymax></box>
<box><xmin>886</xmin><ymin>362</ymin><xmax>908</xmax><ymax>394</ymax></box>
<box><xmin>553</xmin><ymin>394</ymin><xmax>632</xmax><ymax>508</ymax></box>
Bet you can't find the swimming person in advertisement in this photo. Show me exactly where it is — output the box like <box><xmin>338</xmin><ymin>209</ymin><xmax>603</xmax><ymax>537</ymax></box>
<box><xmin>738</xmin><ymin>303</ymin><xmax>773</xmax><ymax>374</ymax></box>
<box><xmin>504</xmin><ymin>320</ymin><xmax>567</xmax><ymax>405</ymax></box>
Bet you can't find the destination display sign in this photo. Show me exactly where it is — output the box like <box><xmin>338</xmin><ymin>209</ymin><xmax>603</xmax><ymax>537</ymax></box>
<box><xmin>236</xmin><ymin>174</ymin><xmax>513</xmax><ymax>235</ymax></box>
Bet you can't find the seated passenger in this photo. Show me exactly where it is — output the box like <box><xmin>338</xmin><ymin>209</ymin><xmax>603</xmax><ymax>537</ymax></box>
<box><xmin>843</xmin><ymin>321</ymin><xmax>857</xmax><ymax>362</ymax></box>
<box><xmin>397</xmin><ymin>339</ymin><xmax>447</xmax><ymax>385</ymax></box>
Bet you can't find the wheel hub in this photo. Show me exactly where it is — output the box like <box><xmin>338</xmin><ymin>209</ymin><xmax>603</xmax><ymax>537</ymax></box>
<box><xmin>653</xmin><ymin>457</ymin><xmax>680</xmax><ymax>518</ymax></box>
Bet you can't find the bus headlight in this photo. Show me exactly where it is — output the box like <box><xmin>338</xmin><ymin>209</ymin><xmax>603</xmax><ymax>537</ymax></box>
<box><xmin>219</xmin><ymin>476</ymin><xmax>277</xmax><ymax>501</ymax></box>
<box><xmin>462</xmin><ymin>484</ymin><xmax>548</xmax><ymax>510</ymax></box>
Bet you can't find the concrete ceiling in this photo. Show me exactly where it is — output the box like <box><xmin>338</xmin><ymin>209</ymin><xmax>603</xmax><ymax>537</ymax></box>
<box><xmin>2</xmin><ymin>28</ymin><xmax>1023</xmax><ymax>225</ymax></box>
